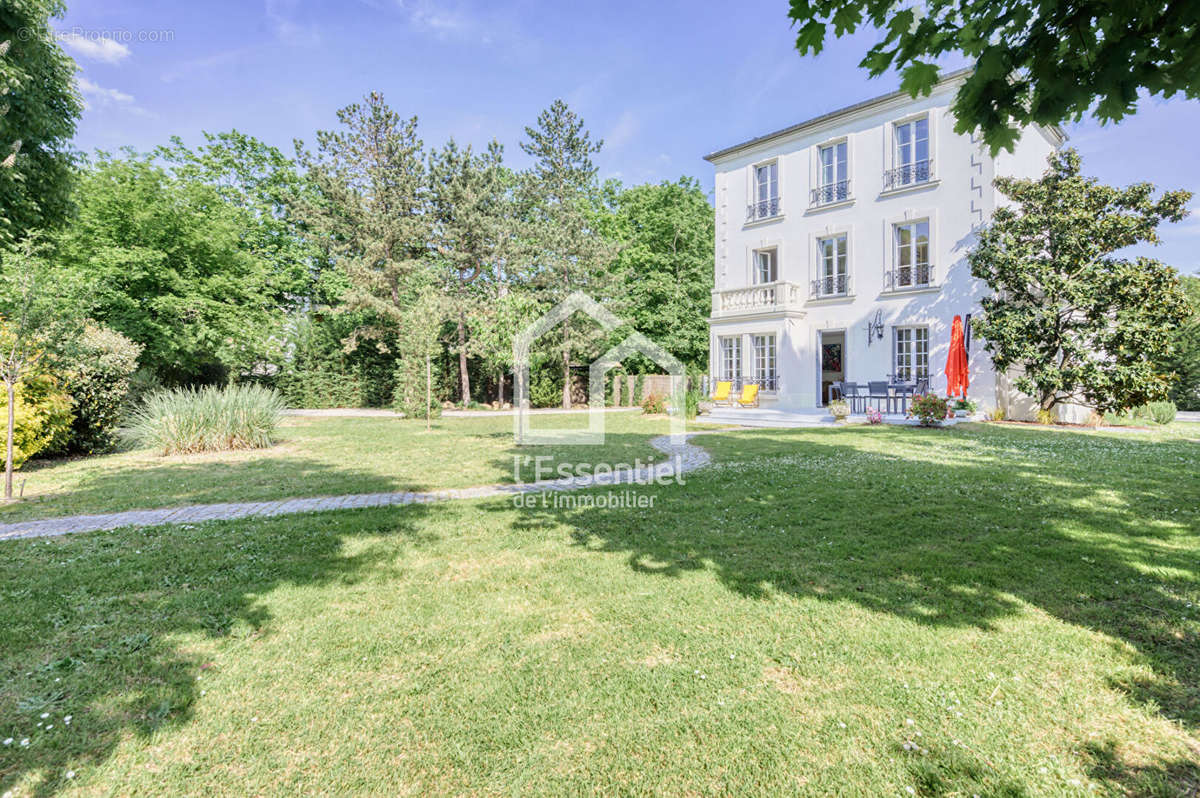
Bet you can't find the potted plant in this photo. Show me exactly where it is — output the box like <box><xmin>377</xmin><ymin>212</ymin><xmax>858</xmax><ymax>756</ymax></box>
<box><xmin>951</xmin><ymin>397</ymin><xmax>977</xmax><ymax>418</ymax></box>
<box><xmin>908</xmin><ymin>393</ymin><xmax>950</xmax><ymax>427</ymax></box>
<box><xmin>828</xmin><ymin>399</ymin><xmax>850</xmax><ymax>422</ymax></box>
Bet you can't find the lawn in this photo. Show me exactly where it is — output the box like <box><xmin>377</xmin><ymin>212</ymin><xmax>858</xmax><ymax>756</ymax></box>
<box><xmin>1</xmin><ymin>422</ymin><xmax>1197</xmax><ymax>795</ymax></box>
<box><xmin>1</xmin><ymin>410</ymin><xmax>684</xmax><ymax>524</ymax></box>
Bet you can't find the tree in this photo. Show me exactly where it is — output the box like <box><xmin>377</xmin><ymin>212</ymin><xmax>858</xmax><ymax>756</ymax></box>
<box><xmin>602</xmin><ymin>178</ymin><xmax>714</xmax><ymax>373</ymax></box>
<box><xmin>786</xmin><ymin>0</ymin><xmax>1200</xmax><ymax>153</ymax></box>
<box><xmin>1164</xmin><ymin>274</ymin><xmax>1200</xmax><ymax>410</ymax></box>
<box><xmin>158</xmin><ymin>130</ymin><xmax>321</xmax><ymax>305</ymax></box>
<box><xmin>0</xmin><ymin>1</ymin><xmax>82</xmax><ymax>239</ymax></box>
<box><xmin>294</xmin><ymin>93</ymin><xmax>430</xmax><ymax>362</ymax></box>
<box><xmin>427</xmin><ymin>139</ymin><xmax>511</xmax><ymax>403</ymax></box>
<box><xmin>0</xmin><ymin>235</ymin><xmax>81</xmax><ymax>497</ymax></box>
<box><xmin>57</xmin><ymin>153</ymin><xmax>285</xmax><ymax>384</ymax></box>
<box><xmin>519</xmin><ymin>99</ymin><xmax>614</xmax><ymax>409</ymax></box>
<box><xmin>969</xmin><ymin>149</ymin><xmax>1191</xmax><ymax>414</ymax></box>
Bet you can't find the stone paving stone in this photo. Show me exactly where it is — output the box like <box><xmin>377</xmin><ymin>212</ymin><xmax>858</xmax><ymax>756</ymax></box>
<box><xmin>0</xmin><ymin>434</ymin><xmax>713</xmax><ymax>541</ymax></box>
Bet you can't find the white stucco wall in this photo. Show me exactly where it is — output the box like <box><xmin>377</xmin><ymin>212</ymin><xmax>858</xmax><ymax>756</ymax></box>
<box><xmin>707</xmin><ymin>74</ymin><xmax>1062</xmax><ymax>412</ymax></box>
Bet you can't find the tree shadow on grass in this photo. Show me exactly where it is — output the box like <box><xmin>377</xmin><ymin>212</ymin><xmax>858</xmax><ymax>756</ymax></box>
<box><xmin>496</xmin><ymin>423</ymin><xmax>1200</xmax><ymax>793</ymax></box>
<box><xmin>0</xmin><ymin>502</ymin><xmax>433</xmax><ymax>796</ymax></box>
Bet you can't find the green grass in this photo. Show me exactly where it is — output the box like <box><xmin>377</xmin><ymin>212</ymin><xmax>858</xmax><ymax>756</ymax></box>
<box><xmin>1</xmin><ymin>422</ymin><xmax>1198</xmax><ymax>795</ymax></box>
<box><xmin>2</xmin><ymin>411</ymin><xmax>685</xmax><ymax>523</ymax></box>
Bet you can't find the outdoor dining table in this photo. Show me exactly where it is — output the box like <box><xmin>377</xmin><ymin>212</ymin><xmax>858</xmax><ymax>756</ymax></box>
<box><xmin>833</xmin><ymin>381</ymin><xmax>919</xmax><ymax>413</ymax></box>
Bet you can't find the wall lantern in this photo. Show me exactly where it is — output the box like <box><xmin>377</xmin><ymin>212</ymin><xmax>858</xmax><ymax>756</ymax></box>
<box><xmin>865</xmin><ymin>309</ymin><xmax>884</xmax><ymax>346</ymax></box>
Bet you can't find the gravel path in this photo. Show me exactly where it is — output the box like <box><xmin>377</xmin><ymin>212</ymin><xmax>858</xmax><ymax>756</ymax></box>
<box><xmin>0</xmin><ymin>434</ymin><xmax>710</xmax><ymax>542</ymax></box>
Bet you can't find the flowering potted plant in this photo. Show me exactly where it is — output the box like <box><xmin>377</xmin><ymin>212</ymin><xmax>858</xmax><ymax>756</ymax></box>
<box><xmin>907</xmin><ymin>393</ymin><xmax>950</xmax><ymax>427</ymax></box>
<box><xmin>827</xmin><ymin>399</ymin><xmax>850</xmax><ymax>422</ymax></box>
<box><xmin>865</xmin><ymin>406</ymin><xmax>883</xmax><ymax>425</ymax></box>
<box><xmin>951</xmin><ymin>397</ymin><xmax>977</xmax><ymax>418</ymax></box>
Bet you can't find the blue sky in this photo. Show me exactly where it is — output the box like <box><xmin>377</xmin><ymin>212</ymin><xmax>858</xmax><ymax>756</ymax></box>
<box><xmin>58</xmin><ymin>0</ymin><xmax>1199</xmax><ymax>274</ymax></box>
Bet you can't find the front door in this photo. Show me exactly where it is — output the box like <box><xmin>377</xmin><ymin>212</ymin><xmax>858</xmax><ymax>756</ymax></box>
<box><xmin>817</xmin><ymin>330</ymin><xmax>845</xmax><ymax>407</ymax></box>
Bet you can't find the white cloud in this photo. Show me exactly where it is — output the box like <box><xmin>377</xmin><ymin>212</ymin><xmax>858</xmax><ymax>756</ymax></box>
<box><xmin>58</xmin><ymin>32</ymin><xmax>131</xmax><ymax>64</ymax></box>
<box><xmin>77</xmin><ymin>76</ymin><xmax>153</xmax><ymax>117</ymax></box>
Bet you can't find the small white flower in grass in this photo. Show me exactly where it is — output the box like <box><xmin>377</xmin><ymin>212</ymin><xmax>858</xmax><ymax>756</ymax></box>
<box><xmin>251</xmin><ymin>716</ymin><xmax>258</xmax><ymax>722</ymax></box>
<box><xmin>66</xmin><ymin>771</ymin><xmax>75</xmax><ymax>779</ymax></box>
<box><xmin>838</xmin><ymin>722</ymin><xmax>846</xmax><ymax>728</ymax></box>
<box><xmin>3</xmin><ymin>738</ymin><xmax>11</xmax><ymax>745</ymax></box>
<box><xmin>906</xmin><ymin>787</ymin><xmax>916</xmax><ymax>794</ymax></box>
<box><xmin>20</xmin><ymin>738</ymin><xmax>29</xmax><ymax>746</ymax></box>
<box><xmin>45</xmin><ymin>725</ymin><xmax>52</xmax><ymax>730</ymax></box>
<box><xmin>64</xmin><ymin>715</ymin><xmax>71</xmax><ymax>724</ymax></box>
<box><xmin>905</xmin><ymin>718</ymin><xmax>914</xmax><ymax>725</ymax></box>
<box><xmin>40</xmin><ymin>712</ymin><xmax>49</xmax><ymax>719</ymax></box>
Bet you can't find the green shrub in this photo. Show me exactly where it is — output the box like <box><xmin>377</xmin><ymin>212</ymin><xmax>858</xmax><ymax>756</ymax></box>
<box><xmin>60</xmin><ymin>323</ymin><xmax>142</xmax><ymax>454</ymax></box>
<box><xmin>909</xmin><ymin>394</ymin><xmax>950</xmax><ymax>427</ymax></box>
<box><xmin>1145</xmin><ymin>401</ymin><xmax>1177</xmax><ymax>425</ymax></box>
<box><xmin>391</xmin><ymin>355</ymin><xmax>443</xmax><ymax>420</ymax></box>
<box><xmin>528</xmin><ymin>364</ymin><xmax>563</xmax><ymax>409</ymax></box>
<box><xmin>684</xmin><ymin>388</ymin><xmax>701</xmax><ymax>419</ymax></box>
<box><xmin>0</xmin><ymin>373</ymin><xmax>74</xmax><ymax>468</ymax></box>
<box><xmin>124</xmin><ymin>384</ymin><xmax>284</xmax><ymax>455</ymax></box>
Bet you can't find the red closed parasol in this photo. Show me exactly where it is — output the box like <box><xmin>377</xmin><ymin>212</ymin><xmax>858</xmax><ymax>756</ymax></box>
<box><xmin>945</xmin><ymin>315</ymin><xmax>969</xmax><ymax>398</ymax></box>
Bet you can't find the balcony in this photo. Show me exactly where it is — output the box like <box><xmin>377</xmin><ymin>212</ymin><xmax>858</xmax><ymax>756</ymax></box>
<box><xmin>711</xmin><ymin>281</ymin><xmax>806</xmax><ymax>320</ymax></box>
<box><xmin>884</xmin><ymin>264</ymin><xmax>935</xmax><ymax>292</ymax></box>
<box><xmin>810</xmin><ymin>179</ymin><xmax>851</xmax><ymax>208</ymax></box>
<box><xmin>746</xmin><ymin>196</ymin><xmax>781</xmax><ymax>223</ymax></box>
<box><xmin>882</xmin><ymin>159</ymin><xmax>934</xmax><ymax>191</ymax></box>
<box><xmin>810</xmin><ymin>273</ymin><xmax>850</xmax><ymax>299</ymax></box>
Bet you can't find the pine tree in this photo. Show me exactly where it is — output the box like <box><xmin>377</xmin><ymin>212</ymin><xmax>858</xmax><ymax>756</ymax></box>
<box><xmin>427</xmin><ymin>139</ymin><xmax>511</xmax><ymax>404</ymax></box>
<box><xmin>519</xmin><ymin>100</ymin><xmax>614</xmax><ymax>409</ymax></box>
<box><xmin>294</xmin><ymin>92</ymin><xmax>430</xmax><ymax>359</ymax></box>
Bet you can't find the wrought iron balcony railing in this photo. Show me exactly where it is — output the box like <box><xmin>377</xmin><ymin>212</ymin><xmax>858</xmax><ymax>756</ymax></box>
<box><xmin>810</xmin><ymin>273</ymin><xmax>850</xmax><ymax>298</ymax></box>
<box><xmin>746</xmin><ymin>196</ymin><xmax>781</xmax><ymax>222</ymax></box>
<box><xmin>884</xmin><ymin>264</ymin><xmax>934</xmax><ymax>291</ymax></box>
<box><xmin>882</xmin><ymin>159</ymin><xmax>933</xmax><ymax>190</ymax></box>
<box><xmin>810</xmin><ymin>179</ymin><xmax>851</xmax><ymax>207</ymax></box>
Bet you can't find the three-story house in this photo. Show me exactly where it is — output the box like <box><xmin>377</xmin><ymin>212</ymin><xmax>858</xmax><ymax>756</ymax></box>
<box><xmin>705</xmin><ymin>68</ymin><xmax>1065</xmax><ymax>413</ymax></box>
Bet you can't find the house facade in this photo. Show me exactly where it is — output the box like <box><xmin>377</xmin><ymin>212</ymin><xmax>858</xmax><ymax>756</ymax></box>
<box><xmin>704</xmin><ymin>69</ymin><xmax>1065</xmax><ymax>412</ymax></box>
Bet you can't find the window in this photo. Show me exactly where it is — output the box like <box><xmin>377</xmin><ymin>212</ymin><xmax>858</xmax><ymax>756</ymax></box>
<box><xmin>814</xmin><ymin>235</ymin><xmax>848</xmax><ymax>297</ymax></box>
<box><xmin>893</xmin><ymin>221</ymin><xmax>931</xmax><ymax>288</ymax></box>
<box><xmin>719</xmin><ymin>336</ymin><xmax>741</xmax><ymax>383</ymax></box>
<box><xmin>748</xmin><ymin>161</ymin><xmax>780</xmax><ymax>220</ymax></box>
<box><xmin>894</xmin><ymin>327</ymin><xmax>930</xmax><ymax>382</ymax></box>
<box><xmin>753</xmin><ymin>334</ymin><xmax>777</xmax><ymax>390</ymax></box>
<box><xmin>887</xmin><ymin>116</ymin><xmax>931</xmax><ymax>188</ymax></box>
<box><xmin>753</xmin><ymin>248</ymin><xmax>778</xmax><ymax>284</ymax></box>
<box><xmin>813</xmin><ymin>141</ymin><xmax>848</xmax><ymax>205</ymax></box>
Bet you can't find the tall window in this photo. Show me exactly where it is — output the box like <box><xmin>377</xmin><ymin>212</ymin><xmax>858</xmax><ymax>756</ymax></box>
<box><xmin>753</xmin><ymin>334</ymin><xmax>777</xmax><ymax>390</ymax></box>
<box><xmin>719</xmin><ymin>336</ymin><xmax>741</xmax><ymax>383</ymax></box>
<box><xmin>894</xmin><ymin>327</ymin><xmax>930</xmax><ymax>382</ymax></box>
<box><xmin>890</xmin><ymin>116</ymin><xmax>931</xmax><ymax>187</ymax></box>
<box><xmin>749</xmin><ymin>161</ymin><xmax>780</xmax><ymax>220</ymax></box>
<box><xmin>754</xmin><ymin>248</ymin><xmax>777</xmax><ymax>284</ymax></box>
<box><xmin>893</xmin><ymin>221</ymin><xmax>931</xmax><ymax>288</ymax></box>
<box><xmin>815</xmin><ymin>235</ymin><xmax>848</xmax><ymax>297</ymax></box>
<box><xmin>815</xmin><ymin>141</ymin><xmax>848</xmax><ymax>205</ymax></box>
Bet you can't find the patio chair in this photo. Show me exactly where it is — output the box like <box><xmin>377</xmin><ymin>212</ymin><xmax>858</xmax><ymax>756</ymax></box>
<box><xmin>828</xmin><ymin>380</ymin><xmax>844</xmax><ymax>405</ymax></box>
<box><xmin>736</xmin><ymin>383</ymin><xmax>760</xmax><ymax>408</ymax></box>
<box><xmin>840</xmin><ymin>382</ymin><xmax>862</xmax><ymax>412</ymax></box>
<box><xmin>711</xmin><ymin>381</ymin><xmax>733</xmax><ymax>406</ymax></box>
<box><xmin>868</xmin><ymin>380</ymin><xmax>891</xmax><ymax>414</ymax></box>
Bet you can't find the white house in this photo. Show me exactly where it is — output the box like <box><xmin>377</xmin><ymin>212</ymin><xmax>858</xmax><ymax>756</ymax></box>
<box><xmin>704</xmin><ymin>68</ymin><xmax>1065</xmax><ymax>414</ymax></box>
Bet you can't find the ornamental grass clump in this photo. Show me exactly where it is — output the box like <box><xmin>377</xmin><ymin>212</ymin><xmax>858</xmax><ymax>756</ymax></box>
<box><xmin>125</xmin><ymin>384</ymin><xmax>284</xmax><ymax>455</ymax></box>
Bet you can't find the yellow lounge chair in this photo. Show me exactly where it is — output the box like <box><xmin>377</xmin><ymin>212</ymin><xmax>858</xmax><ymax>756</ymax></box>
<box><xmin>711</xmin><ymin>380</ymin><xmax>733</xmax><ymax>406</ymax></box>
<box><xmin>736</xmin><ymin>383</ymin><xmax>760</xmax><ymax>408</ymax></box>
